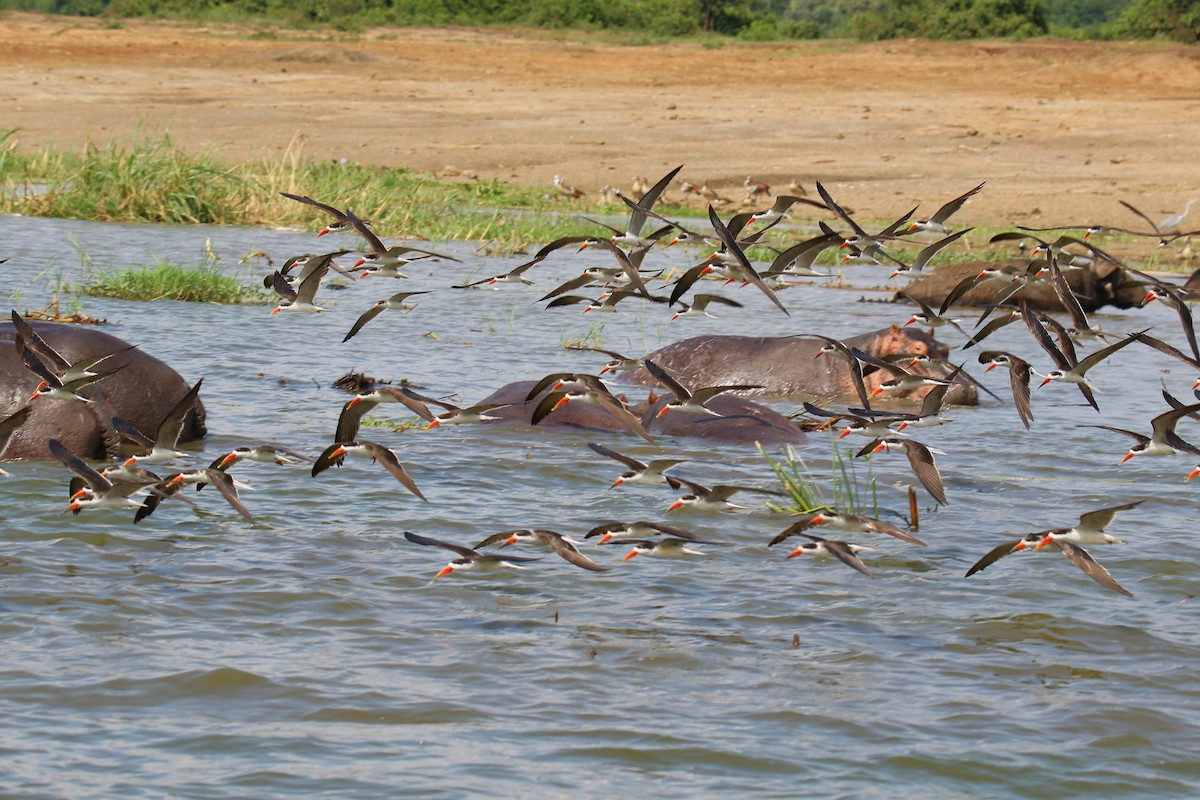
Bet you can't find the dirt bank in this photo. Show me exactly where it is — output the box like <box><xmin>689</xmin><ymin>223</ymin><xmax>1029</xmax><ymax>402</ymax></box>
<box><xmin>3</xmin><ymin>13</ymin><xmax>1199</xmax><ymax>228</ymax></box>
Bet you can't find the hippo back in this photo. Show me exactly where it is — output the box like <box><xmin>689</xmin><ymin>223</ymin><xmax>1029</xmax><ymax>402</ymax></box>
<box><xmin>0</xmin><ymin>321</ymin><xmax>206</xmax><ymax>460</ymax></box>
<box><xmin>626</xmin><ymin>325</ymin><xmax>975</xmax><ymax>406</ymax></box>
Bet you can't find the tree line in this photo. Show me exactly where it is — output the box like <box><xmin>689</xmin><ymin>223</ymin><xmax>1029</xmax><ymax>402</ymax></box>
<box><xmin>2</xmin><ymin>0</ymin><xmax>1196</xmax><ymax>42</ymax></box>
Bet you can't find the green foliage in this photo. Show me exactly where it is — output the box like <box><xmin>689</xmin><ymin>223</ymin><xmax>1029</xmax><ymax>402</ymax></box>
<box><xmin>78</xmin><ymin>248</ymin><xmax>265</xmax><ymax>304</ymax></box>
<box><xmin>759</xmin><ymin>438</ymin><xmax>879</xmax><ymax>517</ymax></box>
<box><xmin>841</xmin><ymin>0</ymin><xmax>1049</xmax><ymax>39</ymax></box>
<box><xmin>0</xmin><ymin>132</ymin><xmax>634</xmax><ymax>246</ymax></box>
<box><xmin>1106</xmin><ymin>0</ymin><xmax>1200</xmax><ymax>41</ymax></box>
<box><xmin>1044</xmin><ymin>0</ymin><xmax>1129</xmax><ymax>30</ymax></box>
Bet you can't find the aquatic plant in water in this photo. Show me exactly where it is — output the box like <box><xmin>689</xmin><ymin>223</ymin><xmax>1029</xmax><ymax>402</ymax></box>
<box><xmin>759</xmin><ymin>434</ymin><xmax>879</xmax><ymax>518</ymax></box>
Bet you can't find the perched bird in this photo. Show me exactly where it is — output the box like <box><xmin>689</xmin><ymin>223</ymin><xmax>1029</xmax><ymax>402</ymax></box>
<box><xmin>554</xmin><ymin>175</ymin><xmax>584</xmax><ymax>199</ymax></box>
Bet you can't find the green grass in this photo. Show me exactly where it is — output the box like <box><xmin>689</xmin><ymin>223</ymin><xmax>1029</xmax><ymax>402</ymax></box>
<box><xmin>81</xmin><ymin>262</ymin><xmax>264</xmax><ymax>303</ymax></box>
<box><xmin>75</xmin><ymin>241</ymin><xmax>266</xmax><ymax>304</ymax></box>
<box><xmin>0</xmin><ymin>129</ymin><xmax>676</xmax><ymax>250</ymax></box>
<box><xmin>759</xmin><ymin>436</ymin><xmax>880</xmax><ymax>518</ymax></box>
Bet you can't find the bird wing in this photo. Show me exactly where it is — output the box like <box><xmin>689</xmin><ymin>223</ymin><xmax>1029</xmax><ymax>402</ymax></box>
<box><xmin>707</xmin><ymin>206</ymin><xmax>788</xmax><ymax>316</ymax></box>
<box><xmin>903</xmin><ymin>440</ymin><xmax>948</xmax><ymax>506</ymax></box>
<box><xmin>548</xmin><ymin>536</ymin><xmax>610</xmax><ymax>572</ymax></box>
<box><xmin>343</xmin><ymin>303</ymin><xmax>387</xmax><ymax>343</ymax></box>
<box><xmin>111</xmin><ymin>416</ymin><xmax>156</xmax><ymax>450</ymax></box>
<box><xmin>270</xmin><ymin>271</ymin><xmax>298</xmax><ymax>303</ymax></box>
<box><xmin>10</xmin><ymin>310</ymin><xmax>71</xmax><ymax>373</ymax></box>
<box><xmin>642</xmin><ymin>358</ymin><xmax>692</xmax><ymax>401</ymax></box>
<box><xmin>825</xmin><ymin>540</ymin><xmax>877</xmax><ymax>577</ymax></box>
<box><xmin>816</xmin><ymin>182</ymin><xmax>870</xmax><ymax>239</ymax></box>
<box><xmin>403</xmin><ymin>530</ymin><xmax>478</xmax><ymax>558</ymax></box>
<box><xmin>627</xmin><ymin>164</ymin><xmax>683</xmax><ymax>236</ymax></box>
<box><xmin>293</xmin><ymin>256</ymin><xmax>331</xmax><ymax>305</ymax></box>
<box><xmin>864</xmin><ymin>515</ymin><xmax>928</xmax><ymax>546</ymax></box>
<box><xmin>586</xmin><ymin>441</ymin><xmax>645</xmax><ymax>471</ymax></box>
<box><xmin>0</xmin><ymin>406</ymin><xmax>31</xmax><ymax>456</ymax></box>
<box><xmin>965</xmin><ymin>538</ymin><xmax>1028</xmax><ymax>577</ymax></box>
<box><xmin>376</xmin><ymin>387</ymin><xmax>435</xmax><ymax>422</ymax></box>
<box><xmin>48</xmin><ymin>438</ymin><xmax>112</xmax><ymax>492</ymax></box>
<box><xmin>344</xmin><ymin>207</ymin><xmax>387</xmax><ymax>256</ymax></box>
<box><xmin>1073</xmin><ymin>332</ymin><xmax>1142</xmax><ymax>376</ymax></box>
<box><xmin>930</xmin><ymin>181</ymin><xmax>985</xmax><ymax>225</ymax></box>
<box><xmin>1057</xmin><ymin>541</ymin><xmax>1134</xmax><ymax>597</ymax></box>
<box><xmin>361</xmin><ymin>441</ymin><xmax>427</xmax><ymax>502</ymax></box>
<box><xmin>1076</xmin><ymin>501</ymin><xmax>1143</xmax><ymax>534</ymax></box>
<box><xmin>202</xmin><ymin>468</ymin><xmax>255</xmax><ymax>522</ymax></box>
<box><xmin>311</xmin><ymin>442</ymin><xmax>347</xmax><ymax>477</ymax></box>
<box><xmin>155</xmin><ymin>378</ymin><xmax>203</xmax><ymax>449</ymax></box>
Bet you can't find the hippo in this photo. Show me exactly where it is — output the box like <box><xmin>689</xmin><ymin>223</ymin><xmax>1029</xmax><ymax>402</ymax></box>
<box><xmin>475</xmin><ymin>380</ymin><xmax>806</xmax><ymax>446</ymax></box>
<box><xmin>624</xmin><ymin>325</ymin><xmax>977</xmax><ymax>406</ymax></box>
<box><xmin>1</xmin><ymin>321</ymin><xmax>206</xmax><ymax>460</ymax></box>
<box><xmin>897</xmin><ymin>260</ymin><xmax>1144</xmax><ymax>312</ymax></box>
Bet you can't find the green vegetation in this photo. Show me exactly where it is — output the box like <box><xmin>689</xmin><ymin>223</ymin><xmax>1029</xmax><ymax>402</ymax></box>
<box><xmin>0</xmin><ymin>129</ymin><xmax>677</xmax><ymax>250</ymax></box>
<box><xmin>75</xmin><ymin>242</ymin><xmax>266</xmax><ymax>303</ymax></box>
<box><xmin>1107</xmin><ymin>0</ymin><xmax>1200</xmax><ymax>41</ymax></box>
<box><xmin>760</xmin><ymin>438</ymin><xmax>879</xmax><ymax>517</ymax></box>
<box><xmin>841</xmin><ymin>0</ymin><xmax>1049</xmax><ymax>40</ymax></box>
<box><xmin>8</xmin><ymin>0</ymin><xmax>1195</xmax><ymax>41</ymax></box>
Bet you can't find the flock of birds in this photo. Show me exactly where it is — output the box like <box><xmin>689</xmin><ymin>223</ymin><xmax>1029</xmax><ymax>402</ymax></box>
<box><xmin>7</xmin><ymin>164</ymin><xmax>1199</xmax><ymax>597</ymax></box>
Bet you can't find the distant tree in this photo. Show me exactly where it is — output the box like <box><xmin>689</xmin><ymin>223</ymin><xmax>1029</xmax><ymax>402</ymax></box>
<box><xmin>841</xmin><ymin>0</ymin><xmax>1048</xmax><ymax>39</ymax></box>
<box><xmin>1107</xmin><ymin>0</ymin><xmax>1200</xmax><ymax>40</ymax></box>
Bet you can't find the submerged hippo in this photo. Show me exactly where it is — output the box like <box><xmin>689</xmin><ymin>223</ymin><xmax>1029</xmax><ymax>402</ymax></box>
<box><xmin>475</xmin><ymin>380</ymin><xmax>806</xmax><ymax>445</ymax></box>
<box><xmin>898</xmin><ymin>260</ymin><xmax>1144</xmax><ymax>311</ymax></box>
<box><xmin>624</xmin><ymin>325</ymin><xmax>977</xmax><ymax>406</ymax></box>
<box><xmin>0</xmin><ymin>321</ymin><xmax>206</xmax><ymax>460</ymax></box>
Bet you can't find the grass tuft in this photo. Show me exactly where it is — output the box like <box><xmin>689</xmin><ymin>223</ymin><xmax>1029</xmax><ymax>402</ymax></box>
<box><xmin>759</xmin><ymin>435</ymin><xmax>879</xmax><ymax>517</ymax></box>
<box><xmin>76</xmin><ymin>241</ymin><xmax>266</xmax><ymax>304</ymax></box>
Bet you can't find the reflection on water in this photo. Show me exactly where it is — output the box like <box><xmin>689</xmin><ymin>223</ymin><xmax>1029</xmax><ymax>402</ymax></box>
<box><xmin>1</xmin><ymin>214</ymin><xmax>1199</xmax><ymax>798</ymax></box>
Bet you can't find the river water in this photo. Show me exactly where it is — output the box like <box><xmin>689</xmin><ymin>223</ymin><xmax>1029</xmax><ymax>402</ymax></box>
<box><xmin>1</xmin><ymin>214</ymin><xmax>1198</xmax><ymax>798</ymax></box>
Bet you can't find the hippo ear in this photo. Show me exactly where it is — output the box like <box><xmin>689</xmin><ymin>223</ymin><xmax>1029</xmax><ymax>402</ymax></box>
<box><xmin>647</xmin><ymin>390</ymin><xmax>658</xmax><ymax>405</ymax></box>
<box><xmin>889</xmin><ymin>323</ymin><xmax>902</xmax><ymax>334</ymax></box>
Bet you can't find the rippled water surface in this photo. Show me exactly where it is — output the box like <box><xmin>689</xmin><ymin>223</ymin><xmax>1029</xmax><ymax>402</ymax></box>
<box><xmin>1</xmin><ymin>214</ymin><xmax>1199</xmax><ymax>798</ymax></box>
